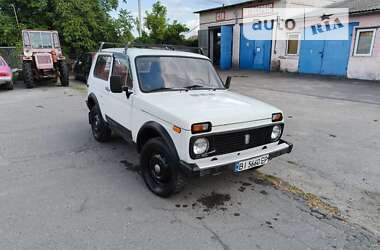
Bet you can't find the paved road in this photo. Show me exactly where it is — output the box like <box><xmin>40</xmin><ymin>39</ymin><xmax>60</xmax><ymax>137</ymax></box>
<box><xmin>0</xmin><ymin>80</ymin><xmax>379</xmax><ymax>249</ymax></box>
<box><xmin>221</xmin><ymin>70</ymin><xmax>380</xmax><ymax>236</ymax></box>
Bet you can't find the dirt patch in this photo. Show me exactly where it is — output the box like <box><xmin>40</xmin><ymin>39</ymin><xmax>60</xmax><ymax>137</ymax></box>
<box><xmin>120</xmin><ymin>160</ymin><xmax>140</xmax><ymax>173</ymax></box>
<box><xmin>197</xmin><ymin>192</ymin><xmax>231</xmax><ymax>210</ymax></box>
<box><xmin>252</xmin><ymin>171</ymin><xmax>341</xmax><ymax>217</ymax></box>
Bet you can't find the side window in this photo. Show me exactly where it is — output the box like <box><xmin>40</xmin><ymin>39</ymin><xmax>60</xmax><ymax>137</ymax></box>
<box><xmin>94</xmin><ymin>55</ymin><xmax>112</xmax><ymax>81</ymax></box>
<box><xmin>286</xmin><ymin>33</ymin><xmax>300</xmax><ymax>56</ymax></box>
<box><xmin>354</xmin><ymin>29</ymin><xmax>376</xmax><ymax>56</ymax></box>
<box><xmin>111</xmin><ymin>56</ymin><xmax>133</xmax><ymax>88</ymax></box>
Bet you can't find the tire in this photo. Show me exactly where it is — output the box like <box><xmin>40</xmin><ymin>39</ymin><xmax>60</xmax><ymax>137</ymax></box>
<box><xmin>141</xmin><ymin>138</ymin><xmax>187</xmax><ymax>197</ymax></box>
<box><xmin>5</xmin><ymin>81</ymin><xmax>14</xmax><ymax>90</ymax></box>
<box><xmin>58</xmin><ymin>61</ymin><xmax>69</xmax><ymax>87</ymax></box>
<box><xmin>22</xmin><ymin>61</ymin><xmax>34</xmax><ymax>89</ymax></box>
<box><xmin>89</xmin><ymin>105</ymin><xmax>112</xmax><ymax>142</ymax></box>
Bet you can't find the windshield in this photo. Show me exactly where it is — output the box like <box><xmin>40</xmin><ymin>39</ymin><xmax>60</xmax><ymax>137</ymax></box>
<box><xmin>136</xmin><ymin>56</ymin><xmax>224</xmax><ymax>92</ymax></box>
<box><xmin>29</xmin><ymin>32</ymin><xmax>53</xmax><ymax>49</ymax></box>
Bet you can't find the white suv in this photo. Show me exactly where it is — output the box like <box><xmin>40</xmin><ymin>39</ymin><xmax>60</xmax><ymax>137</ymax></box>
<box><xmin>86</xmin><ymin>46</ymin><xmax>293</xmax><ymax>197</ymax></box>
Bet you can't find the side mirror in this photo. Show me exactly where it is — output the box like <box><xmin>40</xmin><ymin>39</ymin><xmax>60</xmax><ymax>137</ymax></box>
<box><xmin>225</xmin><ymin>76</ymin><xmax>232</xmax><ymax>89</ymax></box>
<box><xmin>110</xmin><ymin>75</ymin><xmax>123</xmax><ymax>93</ymax></box>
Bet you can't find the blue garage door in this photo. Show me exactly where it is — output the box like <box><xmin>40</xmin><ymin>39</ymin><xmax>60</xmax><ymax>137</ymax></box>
<box><xmin>220</xmin><ymin>25</ymin><xmax>233</xmax><ymax>70</ymax></box>
<box><xmin>240</xmin><ymin>24</ymin><xmax>272</xmax><ymax>71</ymax></box>
<box><xmin>299</xmin><ymin>23</ymin><xmax>357</xmax><ymax>76</ymax></box>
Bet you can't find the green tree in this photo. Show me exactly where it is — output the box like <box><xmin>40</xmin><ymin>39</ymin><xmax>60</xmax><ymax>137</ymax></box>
<box><xmin>114</xmin><ymin>9</ymin><xmax>135</xmax><ymax>44</ymax></box>
<box><xmin>164</xmin><ymin>20</ymin><xmax>189</xmax><ymax>44</ymax></box>
<box><xmin>0</xmin><ymin>0</ymin><xmax>134</xmax><ymax>56</ymax></box>
<box><xmin>143</xmin><ymin>1</ymin><xmax>189</xmax><ymax>45</ymax></box>
<box><xmin>144</xmin><ymin>1</ymin><xmax>167</xmax><ymax>43</ymax></box>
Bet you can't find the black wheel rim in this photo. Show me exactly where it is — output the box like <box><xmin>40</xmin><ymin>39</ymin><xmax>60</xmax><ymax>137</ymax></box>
<box><xmin>92</xmin><ymin>113</ymin><xmax>102</xmax><ymax>137</ymax></box>
<box><xmin>148</xmin><ymin>154</ymin><xmax>171</xmax><ymax>185</ymax></box>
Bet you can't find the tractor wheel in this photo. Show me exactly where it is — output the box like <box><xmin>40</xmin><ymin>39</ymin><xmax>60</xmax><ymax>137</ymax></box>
<box><xmin>22</xmin><ymin>61</ymin><xmax>34</xmax><ymax>89</ymax></box>
<box><xmin>59</xmin><ymin>61</ymin><xmax>69</xmax><ymax>87</ymax></box>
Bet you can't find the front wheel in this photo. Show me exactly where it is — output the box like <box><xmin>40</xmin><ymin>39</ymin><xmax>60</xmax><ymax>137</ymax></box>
<box><xmin>141</xmin><ymin>138</ymin><xmax>187</xmax><ymax>197</ymax></box>
<box><xmin>58</xmin><ymin>61</ymin><xmax>69</xmax><ymax>86</ymax></box>
<box><xmin>22</xmin><ymin>61</ymin><xmax>34</xmax><ymax>89</ymax></box>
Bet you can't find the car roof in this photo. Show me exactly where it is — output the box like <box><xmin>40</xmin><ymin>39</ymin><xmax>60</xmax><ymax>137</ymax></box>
<box><xmin>101</xmin><ymin>48</ymin><xmax>210</xmax><ymax>60</ymax></box>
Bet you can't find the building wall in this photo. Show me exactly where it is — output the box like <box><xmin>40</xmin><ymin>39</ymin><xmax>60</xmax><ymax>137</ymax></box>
<box><xmin>198</xmin><ymin>0</ymin><xmax>349</xmax><ymax>72</ymax></box>
<box><xmin>198</xmin><ymin>1</ymin><xmax>284</xmax><ymax>68</ymax></box>
<box><xmin>271</xmin><ymin>40</ymin><xmax>300</xmax><ymax>72</ymax></box>
<box><xmin>347</xmin><ymin>14</ymin><xmax>380</xmax><ymax>81</ymax></box>
<box><xmin>270</xmin><ymin>0</ymin><xmax>348</xmax><ymax>73</ymax></box>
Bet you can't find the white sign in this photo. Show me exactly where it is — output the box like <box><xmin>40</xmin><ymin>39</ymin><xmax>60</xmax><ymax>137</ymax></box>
<box><xmin>242</xmin><ymin>8</ymin><xmax>349</xmax><ymax>41</ymax></box>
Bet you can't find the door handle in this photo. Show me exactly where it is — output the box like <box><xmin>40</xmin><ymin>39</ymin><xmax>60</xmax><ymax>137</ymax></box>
<box><xmin>105</xmin><ymin>86</ymin><xmax>110</xmax><ymax>92</ymax></box>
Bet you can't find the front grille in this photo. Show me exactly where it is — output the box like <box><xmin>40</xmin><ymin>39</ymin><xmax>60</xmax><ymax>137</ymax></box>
<box><xmin>36</xmin><ymin>55</ymin><xmax>52</xmax><ymax>64</ymax></box>
<box><xmin>190</xmin><ymin>124</ymin><xmax>283</xmax><ymax>159</ymax></box>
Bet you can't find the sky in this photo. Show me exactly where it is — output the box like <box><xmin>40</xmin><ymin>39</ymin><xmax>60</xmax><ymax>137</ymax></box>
<box><xmin>115</xmin><ymin>0</ymin><xmax>244</xmax><ymax>37</ymax></box>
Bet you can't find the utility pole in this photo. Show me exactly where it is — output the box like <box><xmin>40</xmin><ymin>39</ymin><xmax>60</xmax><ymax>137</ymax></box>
<box><xmin>10</xmin><ymin>3</ymin><xmax>19</xmax><ymax>28</ymax></box>
<box><xmin>138</xmin><ymin>0</ymin><xmax>142</xmax><ymax>37</ymax></box>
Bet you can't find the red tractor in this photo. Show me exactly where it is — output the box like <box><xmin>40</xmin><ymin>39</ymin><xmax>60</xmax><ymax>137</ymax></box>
<box><xmin>22</xmin><ymin>30</ymin><xmax>69</xmax><ymax>88</ymax></box>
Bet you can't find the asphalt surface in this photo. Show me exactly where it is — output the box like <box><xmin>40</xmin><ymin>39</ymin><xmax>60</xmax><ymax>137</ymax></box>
<box><xmin>222</xmin><ymin>70</ymin><xmax>380</xmax><ymax>236</ymax></box>
<box><xmin>0</xmin><ymin>78</ymin><xmax>379</xmax><ymax>250</ymax></box>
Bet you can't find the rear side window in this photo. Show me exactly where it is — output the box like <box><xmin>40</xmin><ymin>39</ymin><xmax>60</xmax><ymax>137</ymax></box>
<box><xmin>94</xmin><ymin>55</ymin><xmax>112</xmax><ymax>81</ymax></box>
<box><xmin>0</xmin><ymin>58</ymin><xmax>4</xmax><ymax>66</ymax></box>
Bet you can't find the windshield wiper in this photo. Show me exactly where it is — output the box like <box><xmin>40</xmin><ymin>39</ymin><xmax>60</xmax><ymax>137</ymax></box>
<box><xmin>184</xmin><ymin>84</ymin><xmax>214</xmax><ymax>90</ymax></box>
<box><xmin>149</xmin><ymin>87</ymin><xmax>188</xmax><ymax>92</ymax></box>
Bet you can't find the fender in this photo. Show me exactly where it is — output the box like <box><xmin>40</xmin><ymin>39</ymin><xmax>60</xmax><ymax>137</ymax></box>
<box><xmin>137</xmin><ymin>121</ymin><xmax>179</xmax><ymax>159</ymax></box>
<box><xmin>86</xmin><ymin>93</ymin><xmax>102</xmax><ymax>124</ymax></box>
<box><xmin>86</xmin><ymin>93</ymin><xmax>99</xmax><ymax>110</ymax></box>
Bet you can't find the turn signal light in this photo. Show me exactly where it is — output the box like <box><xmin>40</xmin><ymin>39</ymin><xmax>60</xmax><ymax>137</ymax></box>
<box><xmin>272</xmin><ymin>113</ymin><xmax>283</xmax><ymax>122</ymax></box>
<box><xmin>173</xmin><ymin>125</ymin><xmax>182</xmax><ymax>134</ymax></box>
<box><xmin>191</xmin><ymin>122</ymin><xmax>212</xmax><ymax>134</ymax></box>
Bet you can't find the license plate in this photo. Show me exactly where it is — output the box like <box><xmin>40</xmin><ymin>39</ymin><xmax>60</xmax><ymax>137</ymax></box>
<box><xmin>234</xmin><ymin>154</ymin><xmax>269</xmax><ymax>172</ymax></box>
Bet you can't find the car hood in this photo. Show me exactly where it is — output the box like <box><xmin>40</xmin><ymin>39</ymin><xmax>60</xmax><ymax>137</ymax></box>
<box><xmin>137</xmin><ymin>90</ymin><xmax>281</xmax><ymax>129</ymax></box>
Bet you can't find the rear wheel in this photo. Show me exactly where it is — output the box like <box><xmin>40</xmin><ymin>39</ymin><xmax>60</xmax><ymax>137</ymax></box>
<box><xmin>5</xmin><ymin>81</ymin><xmax>13</xmax><ymax>90</ymax></box>
<box><xmin>141</xmin><ymin>138</ymin><xmax>187</xmax><ymax>197</ymax></box>
<box><xmin>89</xmin><ymin>105</ymin><xmax>111</xmax><ymax>142</ymax></box>
<box><xmin>58</xmin><ymin>61</ymin><xmax>69</xmax><ymax>86</ymax></box>
<box><xmin>22</xmin><ymin>61</ymin><xmax>34</xmax><ymax>89</ymax></box>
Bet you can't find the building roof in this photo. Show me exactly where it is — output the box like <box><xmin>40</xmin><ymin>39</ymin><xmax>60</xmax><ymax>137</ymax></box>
<box><xmin>194</xmin><ymin>0</ymin><xmax>380</xmax><ymax>14</ymax></box>
<box><xmin>329</xmin><ymin>0</ymin><xmax>380</xmax><ymax>14</ymax></box>
<box><xmin>194</xmin><ymin>0</ymin><xmax>256</xmax><ymax>13</ymax></box>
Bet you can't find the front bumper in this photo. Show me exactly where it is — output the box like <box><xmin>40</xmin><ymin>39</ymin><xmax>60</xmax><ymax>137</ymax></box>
<box><xmin>180</xmin><ymin>139</ymin><xmax>293</xmax><ymax>177</ymax></box>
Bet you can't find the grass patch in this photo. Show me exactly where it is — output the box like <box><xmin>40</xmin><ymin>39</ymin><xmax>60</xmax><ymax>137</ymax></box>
<box><xmin>71</xmin><ymin>83</ymin><xmax>87</xmax><ymax>93</ymax></box>
<box><xmin>254</xmin><ymin>171</ymin><xmax>341</xmax><ymax>217</ymax></box>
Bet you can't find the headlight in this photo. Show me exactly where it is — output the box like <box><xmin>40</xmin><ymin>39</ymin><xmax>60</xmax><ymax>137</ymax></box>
<box><xmin>271</xmin><ymin>125</ymin><xmax>282</xmax><ymax>141</ymax></box>
<box><xmin>24</xmin><ymin>49</ymin><xmax>33</xmax><ymax>57</ymax></box>
<box><xmin>193</xmin><ymin>138</ymin><xmax>209</xmax><ymax>155</ymax></box>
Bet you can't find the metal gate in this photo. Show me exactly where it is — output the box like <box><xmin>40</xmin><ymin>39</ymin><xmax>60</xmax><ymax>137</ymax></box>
<box><xmin>0</xmin><ymin>47</ymin><xmax>20</xmax><ymax>69</ymax></box>
<box><xmin>239</xmin><ymin>24</ymin><xmax>272</xmax><ymax>71</ymax></box>
<box><xmin>298</xmin><ymin>23</ymin><xmax>358</xmax><ymax>76</ymax></box>
<box><xmin>220</xmin><ymin>25</ymin><xmax>233</xmax><ymax>70</ymax></box>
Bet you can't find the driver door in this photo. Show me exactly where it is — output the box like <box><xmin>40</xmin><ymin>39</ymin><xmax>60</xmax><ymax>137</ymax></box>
<box><xmin>104</xmin><ymin>54</ymin><xmax>134</xmax><ymax>139</ymax></box>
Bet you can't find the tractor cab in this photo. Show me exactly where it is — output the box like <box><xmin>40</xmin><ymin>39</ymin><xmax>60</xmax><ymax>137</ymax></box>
<box><xmin>21</xmin><ymin>30</ymin><xmax>69</xmax><ymax>88</ymax></box>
